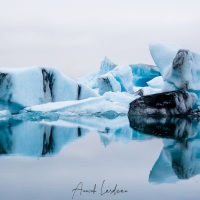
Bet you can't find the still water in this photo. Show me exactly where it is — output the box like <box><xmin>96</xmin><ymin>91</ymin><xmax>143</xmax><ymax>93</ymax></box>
<box><xmin>0</xmin><ymin>116</ymin><xmax>200</xmax><ymax>200</ymax></box>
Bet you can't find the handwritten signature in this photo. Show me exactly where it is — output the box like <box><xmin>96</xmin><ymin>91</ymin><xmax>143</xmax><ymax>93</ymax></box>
<box><xmin>72</xmin><ymin>180</ymin><xmax>128</xmax><ymax>199</ymax></box>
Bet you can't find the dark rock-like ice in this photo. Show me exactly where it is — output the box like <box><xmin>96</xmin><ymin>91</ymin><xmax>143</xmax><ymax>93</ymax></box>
<box><xmin>128</xmin><ymin>91</ymin><xmax>197</xmax><ymax>116</ymax></box>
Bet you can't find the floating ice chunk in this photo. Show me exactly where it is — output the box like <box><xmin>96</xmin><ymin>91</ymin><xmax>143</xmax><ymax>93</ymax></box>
<box><xmin>130</xmin><ymin>63</ymin><xmax>160</xmax><ymax>86</ymax></box>
<box><xmin>128</xmin><ymin>91</ymin><xmax>197</xmax><ymax>116</ymax></box>
<box><xmin>149</xmin><ymin>42</ymin><xmax>181</xmax><ymax>76</ymax></box>
<box><xmin>98</xmin><ymin>65</ymin><xmax>134</xmax><ymax>95</ymax></box>
<box><xmin>147</xmin><ymin>76</ymin><xmax>164</xmax><ymax>89</ymax></box>
<box><xmin>25</xmin><ymin>96</ymin><xmax>128</xmax><ymax>117</ymax></box>
<box><xmin>0</xmin><ymin>67</ymin><xmax>97</xmax><ymax>113</ymax></box>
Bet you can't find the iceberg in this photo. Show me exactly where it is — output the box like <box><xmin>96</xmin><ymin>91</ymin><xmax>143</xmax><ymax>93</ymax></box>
<box><xmin>78</xmin><ymin>57</ymin><xmax>117</xmax><ymax>89</ymax></box>
<box><xmin>0</xmin><ymin>67</ymin><xmax>97</xmax><ymax>113</ymax></box>
<box><xmin>164</xmin><ymin>49</ymin><xmax>200</xmax><ymax>91</ymax></box>
<box><xmin>79</xmin><ymin>58</ymin><xmax>161</xmax><ymax>97</ymax></box>
<box><xmin>98</xmin><ymin>73</ymin><xmax>121</xmax><ymax>95</ymax></box>
<box><xmin>99</xmin><ymin>57</ymin><xmax>117</xmax><ymax>75</ymax></box>
<box><xmin>130</xmin><ymin>63</ymin><xmax>160</xmax><ymax>86</ymax></box>
<box><xmin>2</xmin><ymin>42</ymin><xmax>200</xmax><ymax>118</ymax></box>
<box><xmin>128</xmin><ymin>91</ymin><xmax>197</xmax><ymax>116</ymax></box>
<box><xmin>98</xmin><ymin>65</ymin><xmax>134</xmax><ymax>95</ymax></box>
<box><xmin>77</xmin><ymin>71</ymin><xmax>99</xmax><ymax>89</ymax></box>
<box><xmin>150</xmin><ymin>42</ymin><xmax>200</xmax><ymax>107</ymax></box>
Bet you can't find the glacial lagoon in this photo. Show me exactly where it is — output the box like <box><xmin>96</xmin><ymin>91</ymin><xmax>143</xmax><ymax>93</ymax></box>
<box><xmin>0</xmin><ymin>116</ymin><xmax>200</xmax><ymax>200</ymax></box>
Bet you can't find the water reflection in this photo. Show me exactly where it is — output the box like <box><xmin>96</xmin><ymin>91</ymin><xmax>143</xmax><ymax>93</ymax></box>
<box><xmin>128</xmin><ymin>115</ymin><xmax>199</xmax><ymax>139</ymax></box>
<box><xmin>149</xmin><ymin>139</ymin><xmax>200</xmax><ymax>183</ymax></box>
<box><xmin>0</xmin><ymin>120</ymin><xmax>88</xmax><ymax>156</ymax></box>
<box><xmin>1</xmin><ymin>116</ymin><xmax>200</xmax><ymax>184</ymax></box>
<box><xmin>0</xmin><ymin>116</ymin><xmax>151</xmax><ymax>157</ymax></box>
<box><xmin>129</xmin><ymin>115</ymin><xmax>200</xmax><ymax>183</ymax></box>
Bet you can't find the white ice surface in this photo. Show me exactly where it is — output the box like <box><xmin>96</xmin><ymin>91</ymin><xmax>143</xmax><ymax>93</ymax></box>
<box><xmin>0</xmin><ymin>67</ymin><xmax>97</xmax><ymax>109</ymax></box>
<box><xmin>24</xmin><ymin>96</ymin><xmax>129</xmax><ymax>116</ymax></box>
<box><xmin>133</xmin><ymin>86</ymin><xmax>162</xmax><ymax>96</ymax></box>
<box><xmin>147</xmin><ymin>76</ymin><xmax>164</xmax><ymax>89</ymax></box>
<box><xmin>149</xmin><ymin>42</ymin><xmax>180</xmax><ymax>76</ymax></box>
<box><xmin>98</xmin><ymin>65</ymin><xmax>134</xmax><ymax>94</ymax></box>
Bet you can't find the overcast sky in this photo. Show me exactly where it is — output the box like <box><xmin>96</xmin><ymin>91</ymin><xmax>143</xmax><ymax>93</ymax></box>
<box><xmin>0</xmin><ymin>0</ymin><xmax>200</xmax><ymax>78</ymax></box>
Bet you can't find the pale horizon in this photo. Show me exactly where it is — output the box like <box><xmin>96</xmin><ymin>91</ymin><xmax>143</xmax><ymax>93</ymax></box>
<box><xmin>0</xmin><ymin>0</ymin><xmax>200</xmax><ymax>78</ymax></box>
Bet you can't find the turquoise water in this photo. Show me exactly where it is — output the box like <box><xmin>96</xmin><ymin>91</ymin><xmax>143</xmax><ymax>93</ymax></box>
<box><xmin>0</xmin><ymin>116</ymin><xmax>200</xmax><ymax>200</ymax></box>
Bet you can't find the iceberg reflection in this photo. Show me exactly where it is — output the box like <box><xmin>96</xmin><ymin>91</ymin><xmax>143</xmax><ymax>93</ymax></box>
<box><xmin>0</xmin><ymin>120</ymin><xmax>88</xmax><ymax>157</ymax></box>
<box><xmin>2</xmin><ymin>115</ymin><xmax>200</xmax><ymax>184</ymax></box>
<box><xmin>128</xmin><ymin>115</ymin><xmax>200</xmax><ymax>183</ymax></box>
<box><xmin>128</xmin><ymin>115</ymin><xmax>199</xmax><ymax>139</ymax></box>
<box><xmin>149</xmin><ymin>139</ymin><xmax>200</xmax><ymax>183</ymax></box>
<box><xmin>0</xmin><ymin>116</ymin><xmax>151</xmax><ymax>157</ymax></box>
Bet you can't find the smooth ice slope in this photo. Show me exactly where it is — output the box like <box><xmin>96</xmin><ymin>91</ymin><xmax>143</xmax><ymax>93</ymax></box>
<box><xmin>147</xmin><ymin>76</ymin><xmax>164</xmax><ymax>89</ymax></box>
<box><xmin>149</xmin><ymin>42</ymin><xmax>180</xmax><ymax>76</ymax></box>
